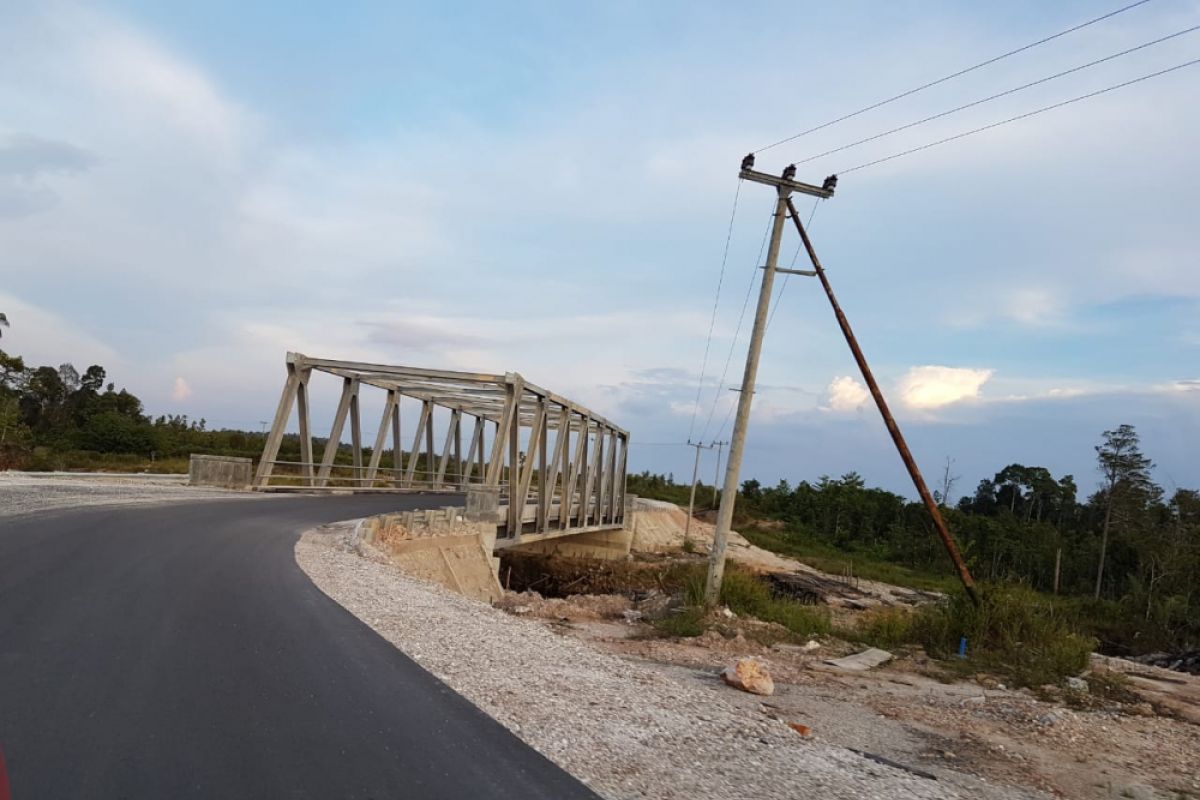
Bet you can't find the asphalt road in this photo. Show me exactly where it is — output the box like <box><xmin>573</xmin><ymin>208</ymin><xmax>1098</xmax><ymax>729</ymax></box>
<box><xmin>0</xmin><ymin>495</ymin><xmax>601</xmax><ymax>799</ymax></box>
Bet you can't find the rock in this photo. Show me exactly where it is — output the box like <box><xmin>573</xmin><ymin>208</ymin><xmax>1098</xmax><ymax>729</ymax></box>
<box><xmin>634</xmin><ymin>591</ymin><xmax>674</xmax><ymax>620</ymax></box>
<box><xmin>1036</xmin><ymin>709</ymin><xmax>1066</xmax><ymax>726</ymax></box>
<box><xmin>621</xmin><ymin>609</ymin><xmax>644</xmax><ymax>622</ymax></box>
<box><xmin>721</xmin><ymin>658</ymin><xmax>775</xmax><ymax>696</ymax></box>
<box><xmin>825</xmin><ymin>647</ymin><xmax>893</xmax><ymax>672</ymax></box>
<box><xmin>802</xmin><ymin>640</ymin><xmax>821</xmax><ymax>652</ymax></box>
<box><xmin>510</xmin><ymin>605</ymin><xmax>533</xmax><ymax>615</ymax></box>
<box><xmin>787</xmin><ymin>722</ymin><xmax>812</xmax><ymax>737</ymax></box>
<box><xmin>1065</xmin><ymin>676</ymin><xmax>1089</xmax><ymax>693</ymax></box>
<box><xmin>720</xmin><ymin>607</ymin><xmax>737</xmax><ymax>619</ymax></box>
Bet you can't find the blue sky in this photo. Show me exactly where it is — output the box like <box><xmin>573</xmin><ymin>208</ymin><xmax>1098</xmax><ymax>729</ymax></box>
<box><xmin>2</xmin><ymin>0</ymin><xmax>1198</xmax><ymax>501</ymax></box>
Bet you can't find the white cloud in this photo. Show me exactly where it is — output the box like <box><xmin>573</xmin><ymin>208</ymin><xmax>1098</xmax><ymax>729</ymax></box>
<box><xmin>0</xmin><ymin>292</ymin><xmax>119</xmax><ymax>370</ymax></box>
<box><xmin>77</xmin><ymin>12</ymin><xmax>251</xmax><ymax>158</ymax></box>
<box><xmin>669</xmin><ymin>400</ymin><xmax>699</xmax><ymax>417</ymax></box>
<box><xmin>822</xmin><ymin>375</ymin><xmax>869</xmax><ymax>412</ymax></box>
<box><xmin>171</xmin><ymin>376</ymin><xmax>191</xmax><ymax>402</ymax></box>
<box><xmin>897</xmin><ymin>366</ymin><xmax>993</xmax><ymax>410</ymax></box>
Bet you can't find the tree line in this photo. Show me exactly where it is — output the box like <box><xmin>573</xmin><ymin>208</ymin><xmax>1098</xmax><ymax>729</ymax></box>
<box><xmin>631</xmin><ymin>425</ymin><xmax>1198</xmax><ymax>657</ymax></box>
<box><xmin>0</xmin><ymin>346</ymin><xmax>273</xmax><ymax>469</ymax></box>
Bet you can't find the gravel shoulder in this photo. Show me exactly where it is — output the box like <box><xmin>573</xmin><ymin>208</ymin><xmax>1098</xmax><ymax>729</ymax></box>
<box><xmin>296</xmin><ymin>524</ymin><xmax>1042</xmax><ymax>800</ymax></box>
<box><xmin>0</xmin><ymin>471</ymin><xmax>260</xmax><ymax>519</ymax></box>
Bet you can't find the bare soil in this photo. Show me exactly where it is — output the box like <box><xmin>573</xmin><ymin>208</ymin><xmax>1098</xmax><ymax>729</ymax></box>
<box><xmin>504</xmin><ymin>589</ymin><xmax>1200</xmax><ymax>800</ymax></box>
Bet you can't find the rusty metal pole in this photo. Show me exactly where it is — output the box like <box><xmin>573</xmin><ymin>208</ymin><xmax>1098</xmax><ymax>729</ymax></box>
<box><xmin>784</xmin><ymin>197</ymin><xmax>980</xmax><ymax>605</ymax></box>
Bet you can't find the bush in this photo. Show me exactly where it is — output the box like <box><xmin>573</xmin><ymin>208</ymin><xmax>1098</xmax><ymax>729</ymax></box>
<box><xmin>653</xmin><ymin>567</ymin><xmax>830</xmax><ymax>639</ymax></box>
<box><xmin>654</xmin><ymin>606</ymin><xmax>706</xmax><ymax>638</ymax></box>
<box><xmin>914</xmin><ymin>584</ymin><xmax>1095</xmax><ymax>687</ymax></box>
<box><xmin>716</xmin><ymin>569</ymin><xmax>831</xmax><ymax>637</ymax></box>
<box><xmin>844</xmin><ymin>607</ymin><xmax>917</xmax><ymax>650</ymax></box>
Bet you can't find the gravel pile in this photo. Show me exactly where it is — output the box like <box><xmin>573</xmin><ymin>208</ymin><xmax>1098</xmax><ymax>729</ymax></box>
<box><xmin>297</xmin><ymin>526</ymin><xmax>1018</xmax><ymax>800</ymax></box>
<box><xmin>0</xmin><ymin>471</ymin><xmax>253</xmax><ymax>518</ymax></box>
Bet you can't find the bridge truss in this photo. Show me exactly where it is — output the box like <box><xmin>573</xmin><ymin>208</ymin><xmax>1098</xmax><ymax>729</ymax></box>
<box><xmin>254</xmin><ymin>353</ymin><xmax>629</xmax><ymax>539</ymax></box>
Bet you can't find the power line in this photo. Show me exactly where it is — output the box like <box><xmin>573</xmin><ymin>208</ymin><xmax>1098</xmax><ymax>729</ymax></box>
<box><xmin>840</xmin><ymin>55</ymin><xmax>1200</xmax><ymax>174</ymax></box>
<box><xmin>687</xmin><ymin>179</ymin><xmax>742</xmax><ymax>441</ymax></box>
<box><xmin>792</xmin><ymin>24</ymin><xmax>1200</xmax><ymax>167</ymax></box>
<box><xmin>753</xmin><ymin>0</ymin><xmax>1155</xmax><ymax>154</ymax></box>
<box><xmin>698</xmin><ymin>204</ymin><xmax>774</xmax><ymax>441</ymax></box>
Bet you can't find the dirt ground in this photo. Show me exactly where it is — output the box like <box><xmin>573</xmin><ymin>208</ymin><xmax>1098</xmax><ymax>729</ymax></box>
<box><xmin>496</xmin><ymin>589</ymin><xmax>1200</xmax><ymax>800</ymax></box>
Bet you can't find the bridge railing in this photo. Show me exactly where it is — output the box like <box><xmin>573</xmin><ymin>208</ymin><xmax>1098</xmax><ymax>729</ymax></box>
<box><xmin>254</xmin><ymin>353</ymin><xmax>628</xmax><ymax>538</ymax></box>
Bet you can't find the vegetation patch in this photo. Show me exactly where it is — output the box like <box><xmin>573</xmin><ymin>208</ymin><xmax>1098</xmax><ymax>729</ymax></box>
<box><xmin>914</xmin><ymin>584</ymin><xmax>1095</xmax><ymax>687</ymax></box>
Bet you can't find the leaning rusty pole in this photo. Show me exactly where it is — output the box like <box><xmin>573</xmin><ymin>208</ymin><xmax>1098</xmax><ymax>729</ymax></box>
<box><xmin>785</xmin><ymin>197</ymin><xmax>980</xmax><ymax>606</ymax></box>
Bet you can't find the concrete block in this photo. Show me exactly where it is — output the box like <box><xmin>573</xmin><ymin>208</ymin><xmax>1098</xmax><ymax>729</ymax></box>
<box><xmin>466</xmin><ymin>486</ymin><xmax>502</xmax><ymax>522</ymax></box>
<box><xmin>188</xmin><ymin>454</ymin><xmax>253</xmax><ymax>489</ymax></box>
<box><xmin>375</xmin><ymin>532</ymin><xmax>503</xmax><ymax>603</ymax></box>
<box><xmin>510</xmin><ymin>527</ymin><xmax>634</xmax><ymax>561</ymax></box>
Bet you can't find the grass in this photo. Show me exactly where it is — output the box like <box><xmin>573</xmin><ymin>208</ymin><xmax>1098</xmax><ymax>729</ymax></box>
<box><xmin>651</xmin><ymin>565</ymin><xmax>831</xmax><ymax>640</ymax></box>
<box><xmin>21</xmin><ymin>449</ymin><xmax>190</xmax><ymax>473</ymax></box>
<box><xmin>654</xmin><ymin>606</ymin><xmax>707</xmax><ymax>638</ymax></box>
<box><xmin>915</xmin><ymin>584</ymin><xmax>1096</xmax><ymax>687</ymax></box>
<box><xmin>738</xmin><ymin>524</ymin><xmax>958</xmax><ymax>594</ymax></box>
<box><xmin>839</xmin><ymin>607</ymin><xmax>918</xmax><ymax>650</ymax></box>
<box><xmin>836</xmin><ymin>584</ymin><xmax>1096</xmax><ymax>688</ymax></box>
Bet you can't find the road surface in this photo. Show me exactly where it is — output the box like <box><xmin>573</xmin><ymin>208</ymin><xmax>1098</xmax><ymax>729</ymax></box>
<box><xmin>0</xmin><ymin>495</ymin><xmax>600</xmax><ymax>799</ymax></box>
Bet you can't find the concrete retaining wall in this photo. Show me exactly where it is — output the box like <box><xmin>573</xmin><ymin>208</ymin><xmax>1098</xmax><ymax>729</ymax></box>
<box><xmin>357</xmin><ymin>508</ymin><xmax>504</xmax><ymax>603</ymax></box>
<box><xmin>188</xmin><ymin>454</ymin><xmax>252</xmax><ymax>489</ymax></box>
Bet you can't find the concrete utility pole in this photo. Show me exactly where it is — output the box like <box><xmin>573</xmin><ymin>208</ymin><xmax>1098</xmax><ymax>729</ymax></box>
<box><xmin>704</xmin><ymin>157</ymin><xmax>835</xmax><ymax>604</ymax></box>
<box><xmin>710</xmin><ymin>440</ymin><xmax>728</xmax><ymax>507</ymax></box>
<box><xmin>683</xmin><ymin>439</ymin><xmax>713</xmax><ymax>548</ymax></box>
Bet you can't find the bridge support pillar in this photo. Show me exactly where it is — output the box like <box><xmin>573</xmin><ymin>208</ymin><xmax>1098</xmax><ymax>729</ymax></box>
<box><xmin>465</xmin><ymin>485</ymin><xmax>502</xmax><ymax>523</ymax></box>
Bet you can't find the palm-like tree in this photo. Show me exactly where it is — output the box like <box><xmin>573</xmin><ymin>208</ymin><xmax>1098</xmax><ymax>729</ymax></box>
<box><xmin>0</xmin><ymin>313</ymin><xmax>7</xmax><ymax>338</ymax></box>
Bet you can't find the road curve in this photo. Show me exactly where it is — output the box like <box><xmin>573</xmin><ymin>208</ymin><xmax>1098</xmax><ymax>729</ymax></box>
<box><xmin>0</xmin><ymin>495</ymin><xmax>600</xmax><ymax>799</ymax></box>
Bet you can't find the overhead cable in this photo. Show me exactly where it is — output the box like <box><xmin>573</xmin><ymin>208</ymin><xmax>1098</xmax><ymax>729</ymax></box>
<box><xmin>840</xmin><ymin>55</ymin><xmax>1200</xmax><ymax>174</ymax></box>
<box><xmin>792</xmin><ymin>23</ymin><xmax>1200</xmax><ymax>167</ymax></box>
<box><xmin>753</xmin><ymin>0</ymin><xmax>1155</xmax><ymax>154</ymax></box>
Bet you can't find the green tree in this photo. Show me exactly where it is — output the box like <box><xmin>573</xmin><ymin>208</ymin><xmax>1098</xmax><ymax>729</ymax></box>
<box><xmin>1093</xmin><ymin>424</ymin><xmax>1157</xmax><ymax>599</ymax></box>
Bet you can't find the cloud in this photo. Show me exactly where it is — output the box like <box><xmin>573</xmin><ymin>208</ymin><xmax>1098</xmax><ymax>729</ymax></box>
<box><xmin>171</xmin><ymin>377</ymin><xmax>192</xmax><ymax>402</ymax></box>
<box><xmin>0</xmin><ymin>134</ymin><xmax>97</xmax><ymax>178</ymax></box>
<box><xmin>822</xmin><ymin>375</ymin><xmax>869</xmax><ymax>412</ymax></box>
<box><xmin>897</xmin><ymin>366</ymin><xmax>993</xmax><ymax>410</ymax></box>
<box><xmin>0</xmin><ymin>292</ymin><xmax>119</xmax><ymax>370</ymax></box>
<box><xmin>77</xmin><ymin>13</ymin><xmax>251</xmax><ymax>157</ymax></box>
<box><xmin>0</xmin><ymin>133</ymin><xmax>98</xmax><ymax>217</ymax></box>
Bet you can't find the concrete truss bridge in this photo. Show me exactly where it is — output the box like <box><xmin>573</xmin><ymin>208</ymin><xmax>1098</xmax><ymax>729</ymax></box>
<box><xmin>254</xmin><ymin>353</ymin><xmax>630</xmax><ymax>547</ymax></box>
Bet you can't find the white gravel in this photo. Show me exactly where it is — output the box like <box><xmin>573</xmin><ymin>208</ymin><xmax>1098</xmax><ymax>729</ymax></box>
<box><xmin>0</xmin><ymin>471</ymin><xmax>255</xmax><ymax>518</ymax></box>
<box><xmin>296</xmin><ymin>525</ymin><xmax>1004</xmax><ymax>800</ymax></box>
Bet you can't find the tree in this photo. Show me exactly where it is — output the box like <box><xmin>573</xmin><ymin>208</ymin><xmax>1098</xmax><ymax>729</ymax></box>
<box><xmin>1093</xmin><ymin>424</ymin><xmax>1157</xmax><ymax>599</ymax></box>
<box><xmin>937</xmin><ymin>456</ymin><xmax>959</xmax><ymax>508</ymax></box>
<box><xmin>0</xmin><ymin>312</ymin><xmax>8</xmax><ymax>338</ymax></box>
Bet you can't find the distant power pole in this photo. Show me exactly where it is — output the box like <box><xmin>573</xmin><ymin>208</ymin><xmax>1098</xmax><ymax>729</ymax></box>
<box><xmin>683</xmin><ymin>439</ymin><xmax>714</xmax><ymax>548</ymax></box>
<box><xmin>705</xmin><ymin>157</ymin><xmax>835</xmax><ymax>605</ymax></box>
<box><xmin>710</xmin><ymin>440</ymin><xmax>728</xmax><ymax>507</ymax></box>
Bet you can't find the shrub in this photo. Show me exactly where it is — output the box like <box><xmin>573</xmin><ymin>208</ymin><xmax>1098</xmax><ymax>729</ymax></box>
<box><xmin>844</xmin><ymin>607</ymin><xmax>917</xmax><ymax>650</ymax></box>
<box><xmin>654</xmin><ymin>606</ymin><xmax>706</xmax><ymax>638</ymax></box>
<box><xmin>717</xmin><ymin>569</ymin><xmax>831</xmax><ymax>637</ymax></box>
<box><xmin>914</xmin><ymin>583</ymin><xmax>1095</xmax><ymax>687</ymax></box>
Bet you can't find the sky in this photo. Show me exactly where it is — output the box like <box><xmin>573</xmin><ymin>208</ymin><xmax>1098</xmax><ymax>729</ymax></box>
<box><xmin>2</xmin><ymin>0</ymin><xmax>1198</xmax><ymax>502</ymax></box>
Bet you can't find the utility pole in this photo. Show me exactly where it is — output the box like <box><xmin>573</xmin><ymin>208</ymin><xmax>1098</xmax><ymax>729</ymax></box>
<box><xmin>705</xmin><ymin>157</ymin><xmax>835</xmax><ymax>604</ymax></box>
<box><xmin>683</xmin><ymin>439</ymin><xmax>713</xmax><ymax>548</ymax></box>
<box><xmin>710</xmin><ymin>440</ymin><xmax>728</xmax><ymax>507</ymax></box>
<box><xmin>783</xmin><ymin>195</ymin><xmax>980</xmax><ymax>605</ymax></box>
